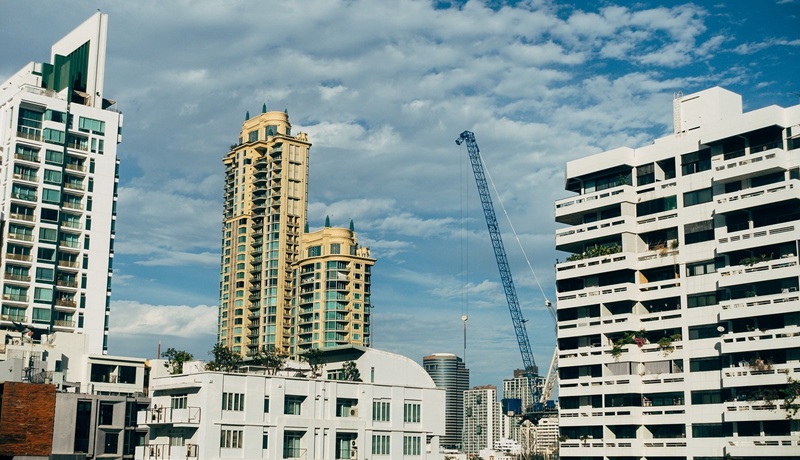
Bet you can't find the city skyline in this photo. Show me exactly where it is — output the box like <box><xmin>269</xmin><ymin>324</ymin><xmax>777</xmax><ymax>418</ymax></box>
<box><xmin>1</xmin><ymin>0</ymin><xmax>797</xmax><ymax>389</ymax></box>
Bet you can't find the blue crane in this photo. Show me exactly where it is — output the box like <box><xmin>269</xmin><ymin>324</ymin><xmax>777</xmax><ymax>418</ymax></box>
<box><xmin>456</xmin><ymin>130</ymin><xmax>541</xmax><ymax>407</ymax></box>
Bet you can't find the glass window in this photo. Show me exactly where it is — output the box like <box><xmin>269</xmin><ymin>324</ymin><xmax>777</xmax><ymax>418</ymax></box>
<box><xmin>683</xmin><ymin>187</ymin><xmax>713</xmax><ymax>207</ymax></box>
<box><xmin>284</xmin><ymin>395</ymin><xmax>304</xmax><ymax>415</ymax></box>
<box><xmin>42</xmin><ymin>188</ymin><xmax>61</xmax><ymax>204</ymax></box>
<box><xmin>45</xmin><ymin>149</ymin><xmax>64</xmax><ymax>165</ymax></box>
<box><xmin>371</xmin><ymin>434</ymin><xmax>390</xmax><ymax>456</ymax></box>
<box><xmin>44</xmin><ymin>169</ymin><xmax>62</xmax><ymax>185</ymax></box>
<box><xmin>220</xmin><ymin>428</ymin><xmax>243</xmax><ymax>449</ymax></box>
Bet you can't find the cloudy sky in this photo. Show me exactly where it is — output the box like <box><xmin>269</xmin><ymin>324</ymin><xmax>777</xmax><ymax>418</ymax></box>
<box><xmin>2</xmin><ymin>0</ymin><xmax>798</xmax><ymax>390</ymax></box>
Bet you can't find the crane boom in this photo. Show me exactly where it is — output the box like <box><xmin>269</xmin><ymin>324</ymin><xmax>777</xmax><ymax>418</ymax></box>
<box><xmin>456</xmin><ymin>130</ymin><xmax>540</xmax><ymax>404</ymax></box>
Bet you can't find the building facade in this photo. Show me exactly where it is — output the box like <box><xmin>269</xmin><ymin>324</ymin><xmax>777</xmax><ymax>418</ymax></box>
<box><xmin>295</xmin><ymin>225</ymin><xmax>375</xmax><ymax>352</ymax></box>
<box><xmin>219</xmin><ymin>111</ymin><xmax>375</xmax><ymax>359</ymax></box>
<box><xmin>462</xmin><ymin>385</ymin><xmax>500</xmax><ymax>455</ymax></box>
<box><xmin>220</xmin><ymin>109</ymin><xmax>310</xmax><ymax>357</ymax></box>
<box><xmin>555</xmin><ymin>87</ymin><xmax>800</xmax><ymax>459</ymax></box>
<box><xmin>0</xmin><ymin>12</ymin><xmax>121</xmax><ymax>355</ymax></box>
<box><xmin>422</xmin><ymin>353</ymin><xmax>470</xmax><ymax>449</ymax></box>
<box><xmin>136</xmin><ymin>346</ymin><xmax>445</xmax><ymax>460</ymax></box>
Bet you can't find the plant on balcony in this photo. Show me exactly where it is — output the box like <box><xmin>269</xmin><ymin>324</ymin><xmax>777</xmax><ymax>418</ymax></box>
<box><xmin>657</xmin><ymin>334</ymin><xmax>682</xmax><ymax>356</ymax></box>
<box><xmin>669</xmin><ymin>239</ymin><xmax>679</xmax><ymax>250</ymax></box>
<box><xmin>610</xmin><ymin>330</ymin><xmax>647</xmax><ymax>360</ymax></box>
<box><xmin>566</xmin><ymin>243</ymin><xmax>622</xmax><ymax>262</ymax></box>
<box><xmin>739</xmin><ymin>253</ymin><xmax>773</xmax><ymax>266</ymax></box>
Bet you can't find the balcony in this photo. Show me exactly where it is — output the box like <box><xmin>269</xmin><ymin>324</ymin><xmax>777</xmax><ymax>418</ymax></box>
<box><xmin>715</xmin><ymin>179</ymin><xmax>799</xmax><ymax>215</ymax></box>
<box><xmin>718</xmin><ymin>256</ymin><xmax>798</xmax><ymax>288</ymax></box>
<box><xmin>721</xmin><ymin>326</ymin><xmax>800</xmax><ymax>355</ymax></box>
<box><xmin>717</xmin><ymin>222</ymin><xmax>796</xmax><ymax>253</ymax></box>
<box><xmin>4</xmin><ymin>273</ymin><xmax>31</xmax><ymax>283</ymax></box>
<box><xmin>725</xmin><ymin>436</ymin><xmax>800</xmax><ymax>458</ymax></box>
<box><xmin>6</xmin><ymin>253</ymin><xmax>33</xmax><ymax>263</ymax></box>
<box><xmin>2</xmin><ymin>294</ymin><xmax>28</xmax><ymax>303</ymax></box>
<box><xmin>720</xmin><ymin>290</ymin><xmax>800</xmax><ymax>321</ymax></box>
<box><xmin>136</xmin><ymin>443</ymin><xmax>199</xmax><ymax>460</ymax></box>
<box><xmin>556</xmin><ymin>217</ymin><xmax>633</xmax><ymax>249</ymax></box>
<box><xmin>722</xmin><ymin>362</ymin><xmax>798</xmax><ymax>388</ymax></box>
<box><xmin>556</xmin><ymin>282</ymin><xmax>635</xmax><ymax>308</ymax></box>
<box><xmin>555</xmin><ymin>186</ymin><xmax>635</xmax><ymax>222</ymax></box>
<box><xmin>722</xmin><ymin>400</ymin><xmax>789</xmax><ymax>422</ymax></box>
<box><xmin>713</xmin><ymin>146</ymin><xmax>790</xmax><ymax>183</ymax></box>
<box><xmin>138</xmin><ymin>407</ymin><xmax>201</xmax><ymax>426</ymax></box>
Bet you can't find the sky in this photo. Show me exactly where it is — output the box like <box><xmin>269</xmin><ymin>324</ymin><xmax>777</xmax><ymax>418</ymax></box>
<box><xmin>1</xmin><ymin>0</ymin><xmax>798</xmax><ymax>391</ymax></box>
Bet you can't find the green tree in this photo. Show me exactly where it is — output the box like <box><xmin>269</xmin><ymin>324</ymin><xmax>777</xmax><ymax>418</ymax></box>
<box><xmin>250</xmin><ymin>345</ymin><xmax>287</xmax><ymax>375</ymax></box>
<box><xmin>341</xmin><ymin>360</ymin><xmax>361</xmax><ymax>381</ymax></box>
<box><xmin>161</xmin><ymin>348</ymin><xmax>193</xmax><ymax>375</ymax></box>
<box><xmin>301</xmin><ymin>348</ymin><xmax>325</xmax><ymax>378</ymax></box>
<box><xmin>206</xmin><ymin>343</ymin><xmax>243</xmax><ymax>372</ymax></box>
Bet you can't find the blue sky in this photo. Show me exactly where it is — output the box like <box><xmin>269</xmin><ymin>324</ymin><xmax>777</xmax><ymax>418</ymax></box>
<box><xmin>2</xmin><ymin>0</ymin><xmax>798</xmax><ymax>390</ymax></box>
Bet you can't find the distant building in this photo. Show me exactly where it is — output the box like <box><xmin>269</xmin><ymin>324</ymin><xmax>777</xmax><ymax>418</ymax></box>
<box><xmin>462</xmin><ymin>385</ymin><xmax>500</xmax><ymax>455</ymax></box>
<box><xmin>555</xmin><ymin>87</ymin><xmax>800</xmax><ymax>459</ymax></box>
<box><xmin>137</xmin><ymin>346</ymin><xmax>445</xmax><ymax>460</ymax></box>
<box><xmin>422</xmin><ymin>353</ymin><xmax>469</xmax><ymax>449</ymax></box>
<box><xmin>0</xmin><ymin>12</ymin><xmax>122</xmax><ymax>355</ymax></box>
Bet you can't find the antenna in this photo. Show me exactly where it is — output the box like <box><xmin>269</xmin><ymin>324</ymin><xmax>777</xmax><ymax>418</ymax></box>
<box><xmin>462</xmin><ymin>314</ymin><xmax>468</xmax><ymax>364</ymax></box>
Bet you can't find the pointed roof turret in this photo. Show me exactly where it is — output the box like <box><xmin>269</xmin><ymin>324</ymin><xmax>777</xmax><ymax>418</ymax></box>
<box><xmin>349</xmin><ymin>219</ymin><xmax>355</xmax><ymax>231</ymax></box>
<box><xmin>262</xmin><ymin>103</ymin><xmax>267</xmax><ymax>113</ymax></box>
<box><xmin>325</xmin><ymin>215</ymin><xmax>331</xmax><ymax>227</ymax></box>
<box><xmin>245</xmin><ymin>110</ymin><xmax>250</xmax><ymax>120</ymax></box>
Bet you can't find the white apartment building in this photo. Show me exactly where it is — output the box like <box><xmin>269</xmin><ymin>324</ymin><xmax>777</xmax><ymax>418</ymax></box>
<box><xmin>0</xmin><ymin>13</ymin><xmax>122</xmax><ymax>355</ymax></box>
<box><xmin>555</xmin><ymin>87</ymin><xmax>800</xmax><ymax>459</ymax></box>
<box><xmin>136</xmin><ymin>346</ymin><xmax>445</xmax><ymax>460</ymax></box>
<box><xmin>462</xmin><ymin>385</ymin><xmax>501</xmax><ymax>455</ymax></box>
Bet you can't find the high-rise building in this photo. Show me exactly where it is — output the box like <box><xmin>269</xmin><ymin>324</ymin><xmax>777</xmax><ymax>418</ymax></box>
<box><xmin>219</xmin><ymin>110</ymin><xmax>375</xmax><ymax>358</ymax></box>
<box><xmin>555</xmin><ymin>87</ymin><xmax>800</xmax><ymax>459</ymax></box>
<box><xmin>0</xmin><ymin>13</ymin><xmax>121</xmax><ymax>354</ymax></box>
<box><xmin>220</xmin><ymin>109</ymin><xmax>310</xmax><ymax>356</ymax></box>
<box><xmin>295</xmin><ymin>224</ymin><xmax>374</xmax><ymax>352</ymax></box>
<box><xmin>462</xmin><ymin>384</ymin><xmax>500</xmax><ymax>455</ymax></box>
<box><xmin>423</xmin><ymin>353</ymin><xmax>470</xmax><ymax>449</ymax></box>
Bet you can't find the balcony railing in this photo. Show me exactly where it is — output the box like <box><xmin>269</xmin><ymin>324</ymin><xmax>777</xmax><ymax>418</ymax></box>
<box><xmin>141</xmin><ymin>406</ymin><xmax>201</xmax><ymax>425</ymax></box>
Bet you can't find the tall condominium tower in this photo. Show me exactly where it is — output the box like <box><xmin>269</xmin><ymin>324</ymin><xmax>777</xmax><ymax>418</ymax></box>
<box><xmin>220</xmin><ymin>111</ymin><xmax>375</xmax><ymax>358</ymax></box>
<box><xmin>0</xmin><ymin>13</ymin><xmax>121</xmax><ymax>354</ymax></box>
<box><xmin>295</xmin><ymin>224</ymin><xmax>374</xmax><ymax>352</ymax></box>
<box><xmin>555</xmin><ymin>87</ymin><xmax>800</xmax><ymax>459</ymax></box>
<box><xmin>423</xmin><ymin>353</ymin><xmax>470</xmax><ymax>449</ymax></box>
<box><xmin>220</xmin><ymin>109</ymin><xmax>310</xmax><ymax>356</ymax></box>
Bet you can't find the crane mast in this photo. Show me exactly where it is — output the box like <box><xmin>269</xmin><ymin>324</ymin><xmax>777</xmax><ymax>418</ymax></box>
<box><xmin>456</xmin><ymin>130</ymin><xmax>540</xmax><ymax>404</ymax></box>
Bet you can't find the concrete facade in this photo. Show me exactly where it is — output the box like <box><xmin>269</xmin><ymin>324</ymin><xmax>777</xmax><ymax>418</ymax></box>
<box><xmin>555</xmin><ymin>87</ymin><xmax>800</xmax><ymax>459</ymax></box>
<box><xmin>136</xmin><ymin>346</ymin><xmax>445</xmax><ymax>460</ymax></box>
<box><xmin>0</xmin><ymin>12</ymin><xmax>121</xmax><ymax>355</ymax></box>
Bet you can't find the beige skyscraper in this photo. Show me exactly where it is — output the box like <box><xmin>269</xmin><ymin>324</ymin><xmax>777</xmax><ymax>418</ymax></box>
<box><xmin>220</xmin><ymin>109</ymin><xmax>310</xmax><ymax>356</ymax></box>
<box><xmin>219</xmin><ymin>109</ymin><xmax>375</xmax><ymax>358</ymax></box>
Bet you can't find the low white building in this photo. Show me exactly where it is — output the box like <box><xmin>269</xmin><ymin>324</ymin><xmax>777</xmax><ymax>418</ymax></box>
<box><xmin>136</xmin><ymin>345</ymin><xmax>445</xmax><ymax>460</ymax></box>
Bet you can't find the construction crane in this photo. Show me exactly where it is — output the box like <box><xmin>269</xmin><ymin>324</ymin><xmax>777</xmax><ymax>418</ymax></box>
<box><xmin>455</xmin><ymin>130</ymin><xmax>543</xmax><ymax>406</ymax></box>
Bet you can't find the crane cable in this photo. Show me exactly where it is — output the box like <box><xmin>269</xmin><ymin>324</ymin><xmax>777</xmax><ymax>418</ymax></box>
<box><xmin>478</xmin><ymin>155</ymin><xmax>557</xmax><ymax>326</ymax></box>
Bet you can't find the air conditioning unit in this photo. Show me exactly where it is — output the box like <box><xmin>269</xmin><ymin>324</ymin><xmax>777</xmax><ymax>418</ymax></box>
<box><xmin>350</xmin><ymin>440</ymin><xmax>358</xmax><ymax>460</ymax></box>
<box><xmin>348</xmin><ymin>407</ymin><xmax>358</xmax><ymax>417</ymax></box>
